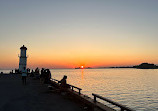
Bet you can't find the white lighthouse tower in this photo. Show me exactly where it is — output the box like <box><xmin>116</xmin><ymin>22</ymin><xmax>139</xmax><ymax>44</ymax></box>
<box><xmin>19</xmin><ymin>45</ymin><xmax>27</xmax><ymax>72</ymax></box>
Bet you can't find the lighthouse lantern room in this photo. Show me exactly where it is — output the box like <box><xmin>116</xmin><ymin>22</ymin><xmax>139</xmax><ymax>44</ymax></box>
<box><xmin>19</xmin><ymin>45</ymin><xmax>27</xmax><ymax>72</ymax></box>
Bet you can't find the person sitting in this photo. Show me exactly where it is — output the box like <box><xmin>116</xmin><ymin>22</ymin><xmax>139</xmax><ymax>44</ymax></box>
<box><xmin>58</xmin><ymin>75</ymin><xmax>70</xmax><ymax>90</ymax></box>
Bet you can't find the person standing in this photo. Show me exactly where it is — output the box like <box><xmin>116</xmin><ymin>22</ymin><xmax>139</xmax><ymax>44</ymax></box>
<box><xmin>22</xmin><ymin>67</ymin><xmax>27</xmax><ymax>85</ymax></box>
<box><xmin>40</xmin><ymin>68</ymin><xmax>45</xmax><ymax>84</ymax></box>
<box><xmin>46</xmin><ymin>69</ymin><xmax>51</xmax><ymax>83</ymax></box>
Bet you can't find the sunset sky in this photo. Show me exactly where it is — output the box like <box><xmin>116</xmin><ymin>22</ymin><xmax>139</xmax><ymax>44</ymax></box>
<box><xmin>0</xmin><ymin>0</ymin><xmax>158</xmax><ymax>69</ymax></box>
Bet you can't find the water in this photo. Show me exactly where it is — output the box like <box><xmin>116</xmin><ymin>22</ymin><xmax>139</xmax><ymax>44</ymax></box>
<box><xmin>0</xmin><ymin>69</ymin><xmax>11</xmax><ymax>73</ymax></box>
<box><xmin>50</xmin><ymin>68</ymin><xmax>158</xmax><ymax>111</ymax></box>
<box><xmin>1</xmin><ymin>68</ymin><xmax>158</xmax><ymax>110</ymax></box>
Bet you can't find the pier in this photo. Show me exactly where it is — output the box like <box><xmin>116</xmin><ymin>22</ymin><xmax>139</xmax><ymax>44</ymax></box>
<box><xmin>0</xmin><ymin>73</ymin><xmax>135</xmax><ymax>111</ymax></box>
<box><xmin>0</xmin><ymin>74</ymin><xmax>83</xmax><ymax>111</ymax></box>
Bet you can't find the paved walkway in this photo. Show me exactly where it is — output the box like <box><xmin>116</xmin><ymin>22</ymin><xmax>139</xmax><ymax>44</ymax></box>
<box><xmin>0</xmin><ymin>74</ymin><xmax>83</xmax><ymax>111</ymax></box>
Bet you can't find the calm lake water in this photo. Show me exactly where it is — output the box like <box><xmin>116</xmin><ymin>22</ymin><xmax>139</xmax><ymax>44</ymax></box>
<box><xmin>0</xmin><ymin>70</ymin><xmax>11</xmax><ymax>73</ymax></box>
<box><xmin>50</xmin><ymin>68</ymin><xmax>158</xmax><ymax>111</ymax></box>
<box><xmin>1</xmin><ymin>68</ymin><xmax>158</xmax><ymax>110</ymax></box>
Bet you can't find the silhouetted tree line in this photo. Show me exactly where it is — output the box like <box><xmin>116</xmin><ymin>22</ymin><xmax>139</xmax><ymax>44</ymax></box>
<box><xmin>133</xmin><ymin>63</ymin><xmax>158</xmax><ymax>69</ymax></box>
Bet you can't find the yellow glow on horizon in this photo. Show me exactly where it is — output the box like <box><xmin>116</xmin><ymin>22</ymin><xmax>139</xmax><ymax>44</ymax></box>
<box><xmin>0</xmin><ymin>44</ymin><xmax>158</xmax><ymax>69</ymax></box>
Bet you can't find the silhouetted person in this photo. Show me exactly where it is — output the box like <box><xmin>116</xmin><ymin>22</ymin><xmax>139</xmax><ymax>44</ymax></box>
<box><xmin>40</xmin><ymin>68</ymin><xmax>45</xmax><ymax>84</ymax></box>
<box><xmin>43</xmin><ymin>69</ymin><xmax>51</xmax><ymax>84</ymax></box>
<box><xmin>35</xmin><ymin>67</ymin><xmax>39</xmax><ymax>74</ymax></box>
<box><xmin>0</xmin><ymin>72</ymin><xmax>3</xmax><ymax>77</ymax></box>
<box><xmin>15</xmin><ymin>69</ymin><xmax>19</xmax><ymax>74</ymax></box>
<box><xmin>58</xmin><ymin>75</ymin><xmax>69</xmax><ymax>89</ymax></box>
<box><xmin>22</xmin><ymin>67</ymin><xmax>27</xmax><ymax>85</ymax></box>
<box><xmin>30</xmin><ymin>69</ymin><xmax>34</xmax><ymax>77</ymax></box>
<box><xmin>46</xmin><ymin>69</ymin><xmax>51</xmax><ymax>83</ymax></box>
<box><xmin>27</xmin><ymin>68</ymin><xmax>30</xmax><ymax>73</ymax></box>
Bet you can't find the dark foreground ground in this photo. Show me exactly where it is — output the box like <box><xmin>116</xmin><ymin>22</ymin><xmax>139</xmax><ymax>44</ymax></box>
<box><xmin>0</xmin><ymin>74</ymin><xmax>84</xmax><ymax>111</ymax></box>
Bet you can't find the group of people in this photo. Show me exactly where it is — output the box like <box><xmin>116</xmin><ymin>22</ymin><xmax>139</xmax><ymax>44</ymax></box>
<box><xmin>21</xmin><ymin>67</ymin><xmax>69</xmax><ymax>91</ymax></box>
<box><xmin>40</xmin><ymin>68</ymin><xmax>51</xmax><ymax>84</ymax></box>
<box><xmin>21</xmin><ymin>67</ymin><xmax>51</xmax><ymax>85</ymax></box>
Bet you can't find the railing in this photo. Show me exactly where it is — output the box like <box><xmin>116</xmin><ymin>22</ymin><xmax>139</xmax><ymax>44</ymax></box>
<box><xmin>92</xmin><ymin>93</ymin><xmax>135</xmax><ymax>111</ymax></box>
<box><xmin>69</xmin><ymin>84</ymin><xmax>82</xmax><ymax>95</ymax></box>
<box><xmin>50</xmin><ymin>78</ymin><xmax>82</xmax><ymax>95</ymax></box>
<box><xmin>51</xmin><ymin>78</ymin><xmax>59</xmax><ymax>82</ymax></box>
<box><xmin>50</xmin><ymin>78</ymin><xmax>134</xmax><ymax>111</ymax></box>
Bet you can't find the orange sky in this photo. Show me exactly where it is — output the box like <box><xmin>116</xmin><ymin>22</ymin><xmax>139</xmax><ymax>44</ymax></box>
<box><xmin>0</xmin><ymin>1</ymin><xmax>158</xmax><ymax>69</ymax></box>
<box><xmin>0</xmin><ymin>46</ymin><xmax>157</xmax><ymax>69</ymax></box>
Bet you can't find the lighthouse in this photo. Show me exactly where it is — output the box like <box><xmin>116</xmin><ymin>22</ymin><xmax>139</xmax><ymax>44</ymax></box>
<box><xmin>19</xmin><ymin>45</ymin><xmax>27</xmax><ymax>72</ymax></box>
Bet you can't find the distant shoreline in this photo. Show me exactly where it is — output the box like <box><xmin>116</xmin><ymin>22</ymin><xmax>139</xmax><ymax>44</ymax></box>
<box><xmin>1</xmin><ymin>63</ymin><xmax>158</xmax><ymax>70</ymax></box>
